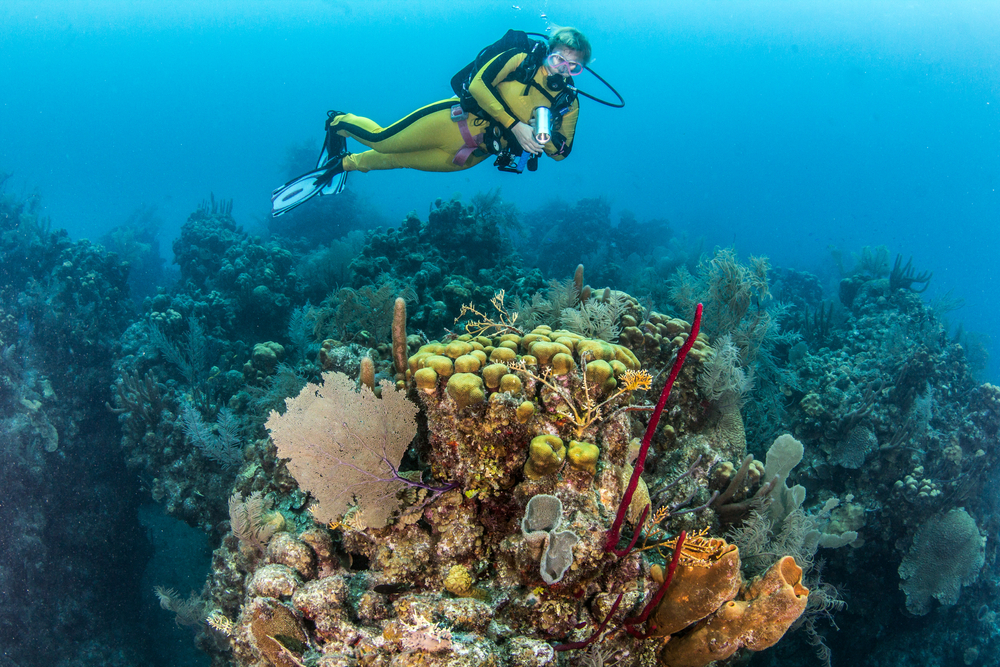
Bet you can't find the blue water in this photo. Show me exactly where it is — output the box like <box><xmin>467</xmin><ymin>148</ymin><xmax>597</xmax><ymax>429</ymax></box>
<box><xmin>2</xmin><ymin>3</ymin><xmax>998</xmax><ymax>665</ymax></box>
<box><xmin>3</xmin><ymin>2</ymin><xmax>996</xmax><ymax>380</ymax></box>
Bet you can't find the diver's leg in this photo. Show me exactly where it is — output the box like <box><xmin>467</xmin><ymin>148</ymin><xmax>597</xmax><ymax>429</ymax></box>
<box><xmin>331</xmin><ymin>101</ymin><xmax>465</xmax><ymax>155</ymax></box>
<box><xmin>344</xmin><ymin>148</ymin><xmax>488</xmax><ymax>173</ymax></box>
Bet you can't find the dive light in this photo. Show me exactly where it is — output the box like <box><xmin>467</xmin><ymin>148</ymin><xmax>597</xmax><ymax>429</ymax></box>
<box><xmin>531</xmin><ymin>106</ymin><xmax>552</xmax><ymax>144</ymax></box>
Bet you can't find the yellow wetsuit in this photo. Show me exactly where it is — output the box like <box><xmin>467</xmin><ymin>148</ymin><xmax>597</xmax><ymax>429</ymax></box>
<box><xmin>331</xmin><ymin>49</ymin><xmax>580</xmax><ymax>173</ymax></box>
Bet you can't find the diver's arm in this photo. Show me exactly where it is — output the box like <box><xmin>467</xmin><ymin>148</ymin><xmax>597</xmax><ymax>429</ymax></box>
<box><xmin>546</xmin><ymin>101</ymin><xmax>578</xmax><ymax>160</ymax></box>
<box><xmin>469</xmin><ymin>50</ymin><xmax>527</xmax><ymax>130</ymax></box>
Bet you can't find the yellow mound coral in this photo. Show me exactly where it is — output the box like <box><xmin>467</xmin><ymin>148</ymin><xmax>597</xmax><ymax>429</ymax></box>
<box><xmin>481</xmin><ymin>363</ymin><xmax>509</xmax><ymax>390</ymax></box>
<box><xmin>446</xmin><ymin>373</ymin><xmax>486</xmax><ymax>410</ymax></box>
<box><xmin>524</xmin><ymin>435</ymin><xmax>567</xmax><ymax>480</ymax></box>
<box><xmin>499</xmin><ymin>373</ymin><xmax>522</xmax><ymax>394</ymax></box>
<box><xmin>414</xmin><ymin>367</ymin><xmax>438</xmax><ymax>393</ymax></box>
<box><xmin>444</xmin><ymin>564</ymin><xmax>474</xmax><ymax>597</ymax></box>
<box><xmin>567</xmin><ymin>440</ymin><xmax>600</xmax><ymax>474</ymax></box>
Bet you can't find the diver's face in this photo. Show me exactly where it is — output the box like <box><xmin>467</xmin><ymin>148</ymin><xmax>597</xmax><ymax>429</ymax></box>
<box><xmin>544</xmin><ymin>47</ymin><xmax>585</xmax><ymax>77</ymax></box>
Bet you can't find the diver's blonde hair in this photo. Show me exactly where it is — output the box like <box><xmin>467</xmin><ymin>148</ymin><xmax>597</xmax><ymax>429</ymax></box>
<box><xmin>548</xmin><ymin>27</ymin><xmax>592</xmax><ymax>65</ymax></box>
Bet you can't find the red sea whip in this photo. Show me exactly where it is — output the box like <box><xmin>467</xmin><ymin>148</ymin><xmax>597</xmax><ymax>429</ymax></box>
<box><xmin>554</xmin><ymin>304</ymin><xmax>702</xmax><ymax>651</ymax></box>
<box><xmin>604</xmin><ymin>303</ymin><xmax>703</xmax><ymax>557</ymax></box>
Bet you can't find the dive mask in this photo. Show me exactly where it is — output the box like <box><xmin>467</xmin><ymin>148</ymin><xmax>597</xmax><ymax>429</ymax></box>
<box><xmin>546</xmin><ymin>52</ymin><xmax>584</xmax><ymax>76</ymax></box>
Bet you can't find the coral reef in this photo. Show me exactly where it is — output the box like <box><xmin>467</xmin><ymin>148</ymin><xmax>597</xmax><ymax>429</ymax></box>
<box><xmin>0</xmin><ymin>187</ymin><xmax>150</xmax><ymax>666</ymax></box>
<box><xmin>195</xmin><ymin>292</ymin><xmax>809</xmax><ymax>667</ymax></box>
<box><xmin>8</xmin><ymin>179</ymin><xmax>998</xmax><ymax>667</ymax></box>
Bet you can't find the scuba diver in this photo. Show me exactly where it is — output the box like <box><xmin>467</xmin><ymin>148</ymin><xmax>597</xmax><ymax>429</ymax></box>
<box><xmin>271</xmin><ymin>27</ymin><xmax>622</xmax><ymax>216</ymax></box>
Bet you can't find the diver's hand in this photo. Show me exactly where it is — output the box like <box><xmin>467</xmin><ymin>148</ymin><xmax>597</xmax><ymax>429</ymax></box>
<box><xmin>512</xmin><ymin>122</ymin><xmax>545</xmax><ymax>155</ymax></box>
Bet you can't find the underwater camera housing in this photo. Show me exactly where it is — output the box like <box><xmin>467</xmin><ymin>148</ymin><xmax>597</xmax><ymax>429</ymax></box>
<box><xmin>494</xmin><ymin>149</ymin><xmax>539</xmax><ymax>174</ymax></box>
<box><xmin>487</xmin><ymin>123</ymin><xmax>539</xmax><ymax>174</ymax></box>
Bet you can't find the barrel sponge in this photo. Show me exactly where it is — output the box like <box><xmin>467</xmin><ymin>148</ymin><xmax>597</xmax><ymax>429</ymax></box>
<box><xmin>739</xmin><ymin>556</ymin><xmax>810</xmax><ymax>650</ymax></box>
<box><xmin>519</xmin><ymin>494</ymin><xmax>579</xmax><ymax>586</ymax></box>
<box><xmin>899</xmin><ymin>508</ymin><xmax>986</xmax><ymax>615</ymax></box>
<box><xmin>653</xmin><ymin>539</ymin><xmax>742</xmax><ymax>636</ymax></box>
<box><xmin>541</xmin><ymin>529</ymin><xmax>579</xmax><ymax>585</ymax></box>
<box><xmin>525</xmin><ymin>435</ymin><xmax>566</xmax><ymax>480</ymax></box>
<box><xmin>629</xmin><ymin>476</ymin><xmax>650</xmax><ymax>524</ymax></box>
<box><xmin>249</xmin><ymin>600</ymin><xmax>309</xmax><ymax>667</ymax></box>
<box><xmin>521</xmin><ymin>493</ymin><xmax>563</xmax><ymax>537</ymax></box>
<box><xmin>658</xmin><ymin>556</ymin><xmax>808</xmax><ymax>667</ymax></box>
<box><xmin>446</xmin><ymin>373</ymin><xmax>486</xmax><ymax>410</ymax></box>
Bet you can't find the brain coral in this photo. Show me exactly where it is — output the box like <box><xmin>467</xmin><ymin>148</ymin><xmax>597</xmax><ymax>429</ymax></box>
<box><xmin>898</xmin><ymin>507</ymin><xmax>986</xmax><ymax>615</ymax></box>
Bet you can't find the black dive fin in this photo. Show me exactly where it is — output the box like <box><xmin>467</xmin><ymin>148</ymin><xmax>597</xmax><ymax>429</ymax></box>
<box><xmin>270</xmin><ymin>160</ymin><xmax>347</xmax><ymax>217</ymax></box>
